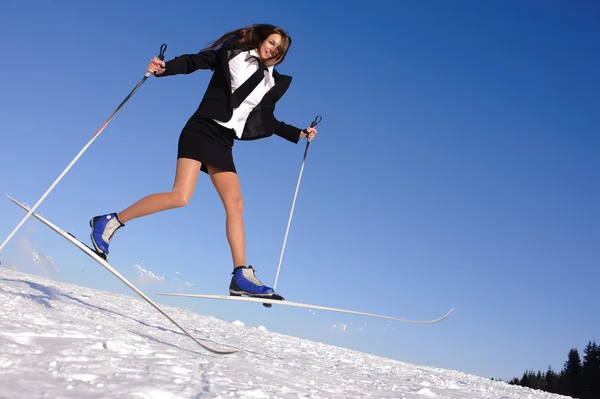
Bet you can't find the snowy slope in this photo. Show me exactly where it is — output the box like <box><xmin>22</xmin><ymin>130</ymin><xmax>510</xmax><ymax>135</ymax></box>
<box><xmin>0</xmin><ymin>267</ymin><xmax>567</xmax><ymax>399</ymax></box>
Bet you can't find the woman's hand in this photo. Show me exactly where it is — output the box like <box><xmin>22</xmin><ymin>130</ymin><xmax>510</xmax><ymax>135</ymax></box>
<box><xmin>300</xmin><ymin>126</ymin><xmax>318</xmax><ymax>141</ymax></box>
<box><xmin>147</xmin><ymin>56</ymin><xmax>166</xmax><ymax>75</ymax></box>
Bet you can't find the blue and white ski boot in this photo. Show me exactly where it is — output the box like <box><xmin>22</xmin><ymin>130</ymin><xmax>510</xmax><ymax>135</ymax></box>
<box><xmin>89</xmin><ymin>213</ymin><xmax>124</xmax><ymax>260</ymax></box>
<box><xmin>229</xmin><ymin>265</ymin><xmax>280</xmax><ymax>298</ymax></box>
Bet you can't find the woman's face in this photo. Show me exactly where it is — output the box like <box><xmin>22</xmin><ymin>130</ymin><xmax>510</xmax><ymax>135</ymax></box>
<box><xmin>259</xmin><ymin>33</ymin><xmax>282</xmax><ymax>63</ymax></box>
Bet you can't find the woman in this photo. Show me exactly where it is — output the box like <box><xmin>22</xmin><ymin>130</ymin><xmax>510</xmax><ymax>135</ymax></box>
<box><xmin>89</xmin><ymin>24</ymin><xmax>317</xmax><ymax>298</ymax></box>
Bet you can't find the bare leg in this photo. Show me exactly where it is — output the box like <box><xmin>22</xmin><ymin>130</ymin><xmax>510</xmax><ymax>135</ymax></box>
<box><xmin>207</xmin><ymin>165</ymin><xmax>246</xmax><ymax>268</ymax></box>
<box><xmin>117</xmin><ymin>158</ymin><xmax>202</xmax><ymax>223</ymax></box>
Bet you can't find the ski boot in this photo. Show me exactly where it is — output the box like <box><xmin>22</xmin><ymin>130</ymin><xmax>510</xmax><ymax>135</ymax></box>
<box><xmin>89</xmin><ymin>213</ymin><xmax>124</xmax><ymax>261</ymax></box>
<box><xmin>229</xmin><ymin>266</ymin><xmax>284</xmax><ymax>306</ymax></box>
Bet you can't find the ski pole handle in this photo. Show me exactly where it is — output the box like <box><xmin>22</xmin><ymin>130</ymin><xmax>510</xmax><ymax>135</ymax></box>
<box><xmin>145</xmin><ymin>43</ymin><xmax>168</xmax><ymax>77</ymax></box>
<box><xmin>305</xmin><ymin>115</ymin><xmax>322</xmax><ymax>142</ymax></box>
<box><xmin>158</xmin><ymin>43</ymin><xmax>167</xmax><ymax>61</ymax></box>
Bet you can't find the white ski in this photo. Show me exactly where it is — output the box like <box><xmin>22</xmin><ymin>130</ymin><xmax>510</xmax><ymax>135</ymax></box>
<box><xmin>153</xmin><ymin>293</ymin><xmax>454</xmax><ymax>325</ymax></box>
<box><xmin>7</xmin><ymin>195</ymin><xmax>238</xmax><ymax>355</ymax></box>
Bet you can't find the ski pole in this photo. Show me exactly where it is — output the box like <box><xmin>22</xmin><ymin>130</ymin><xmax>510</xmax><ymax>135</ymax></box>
<box><xmin>0</xmin><ymin>44</ymin><xmax>168</xmax><ymax>254</ymax></box>
<box><xmin>272</xmin><ymin>115</ymin><xmax>322</xmax><ymax>291</ymax></box>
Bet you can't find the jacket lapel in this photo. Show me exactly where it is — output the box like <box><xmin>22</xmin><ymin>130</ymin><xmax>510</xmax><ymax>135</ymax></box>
<box><xmin>271</xmin><ymin>70</ymin><xmax>292</xmax><ymax>102</ymax></box>
<box><xmin>219</xmin><ymin>38</ymin><xmax>248</xmax><ymax>95</ymax></box>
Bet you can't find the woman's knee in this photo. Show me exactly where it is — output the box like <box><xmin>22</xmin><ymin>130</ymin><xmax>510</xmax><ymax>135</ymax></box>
<box><xmin>224</xmin><ymin>195</ymin><xmax>244</xmax><ymax>216</ymax></box>
<box><xmin>171</xmin><ymin>190</ymin><xmax>192</xmax><ymax>208</ymax></box>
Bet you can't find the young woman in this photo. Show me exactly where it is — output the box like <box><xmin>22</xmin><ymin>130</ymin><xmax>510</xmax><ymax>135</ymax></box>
<box><xmin>89</xmin><ymin>24</ymin><xmax>317</xmax><ymax>298</ymax></box>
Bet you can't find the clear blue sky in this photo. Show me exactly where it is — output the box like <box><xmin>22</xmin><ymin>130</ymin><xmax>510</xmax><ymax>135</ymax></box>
<box><xmin>1</xmin><ymin>0</ymin><xmax>598</xmax><ymax>382</ymax></box>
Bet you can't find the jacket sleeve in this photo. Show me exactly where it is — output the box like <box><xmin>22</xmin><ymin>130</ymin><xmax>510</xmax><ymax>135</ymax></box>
<box><xmin>272</xmin><ymin>116</ymin><xmax>302</xmax><ymax>144</ymax></box>
<box><xmin>155</xmin><ymin>49</ymin><xmax>218</xmax><ymax>77</ymax></box>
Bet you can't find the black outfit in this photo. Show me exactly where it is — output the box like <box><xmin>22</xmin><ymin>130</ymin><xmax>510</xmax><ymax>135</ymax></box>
<box><xmin>156</xmin><ymin>38</ymin><xmax>303</xmax><ymax>174</ymax></box>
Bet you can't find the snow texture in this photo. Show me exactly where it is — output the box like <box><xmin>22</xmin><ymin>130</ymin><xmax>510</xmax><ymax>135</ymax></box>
<box><xmin>0</xmin><ymin>267</ymin><xmax>567</xmax><ymax>398</ymax></box>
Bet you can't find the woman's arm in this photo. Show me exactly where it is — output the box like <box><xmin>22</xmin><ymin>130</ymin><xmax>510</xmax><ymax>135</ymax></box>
<box><xmin>152</xmin><ymin>49</ymin><xmax>219</xmax><ymax>77</ymax></box>
<box><xmin>271</xmin><ymin>114</ymin><xmax>303</xmax><ymax>143</ymax></box>
<box><xmin>271</xmin><ymin>113</ymin><xmax>318</xmax><ymax>143</ymax></box>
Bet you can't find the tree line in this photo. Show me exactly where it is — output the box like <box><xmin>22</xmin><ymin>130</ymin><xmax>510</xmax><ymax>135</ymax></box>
<box><xmin>500</xmin><ymin>340</ymin><xmax>599</xmax><ymax>398</ymax></box>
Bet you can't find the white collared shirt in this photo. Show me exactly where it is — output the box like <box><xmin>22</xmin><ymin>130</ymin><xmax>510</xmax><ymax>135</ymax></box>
<box><xmin>215</xmin><ymin>49</ymin><xmax>275</xmax><ymax>138</ymax></box>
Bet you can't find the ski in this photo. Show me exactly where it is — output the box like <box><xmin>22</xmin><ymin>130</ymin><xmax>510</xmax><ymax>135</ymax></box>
<box><xmin>153</xmin><ymin>292</ymin><xmax>455</xmax><ymax>325</ymax></box>
<box><xmin>7</xmin><ymin>195</ymin><xmax>238</xmax><ymax>355</ymax></box>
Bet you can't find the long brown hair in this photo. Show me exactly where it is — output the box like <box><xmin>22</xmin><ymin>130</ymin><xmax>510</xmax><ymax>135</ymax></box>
<box><xmin>202</xmin><ymin>24</ymin><xmax>292</xmax><ymax>66</ymax></box>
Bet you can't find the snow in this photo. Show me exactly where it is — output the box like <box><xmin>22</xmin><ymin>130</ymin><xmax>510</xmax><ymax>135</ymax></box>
<box><xmin>0</xmin><ymin>267</ymin><xmax>567</xmax><ymax>398</ymax></box>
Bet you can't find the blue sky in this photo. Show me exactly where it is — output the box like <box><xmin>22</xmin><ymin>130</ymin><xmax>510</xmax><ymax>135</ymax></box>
<box><xmin>1</xmin><ymin>0</ymin><xmax>598</xmax><ymax>381</ymax></box>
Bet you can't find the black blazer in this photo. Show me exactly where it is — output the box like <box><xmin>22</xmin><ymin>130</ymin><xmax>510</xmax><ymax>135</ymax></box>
<box><xmin>156</xmin><ymin>38</ymin><xmax>302</xmax><ymax>143</ymax></box>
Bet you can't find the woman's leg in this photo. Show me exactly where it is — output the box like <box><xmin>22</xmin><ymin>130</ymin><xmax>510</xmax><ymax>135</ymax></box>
<box><xmin>118</xmin><ymin>158</ymin><xmax>202</xmax><ymax>223</ymax></box>
<box><xmin>206</xmin><ymin>165</ymin><xmax>246</xmax><ymax>268</ymax></box>
<box><xmin>207</xmin><ymin>165</ymin><xmax>274</xmax><ymax>296</ymax></box>
<box><xmin>90</xmin><ymin>158</ymin><xmax>202</xmax><ymax>257</ymax></box>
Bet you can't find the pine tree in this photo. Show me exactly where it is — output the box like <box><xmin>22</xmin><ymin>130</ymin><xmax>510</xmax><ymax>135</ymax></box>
<box><xmin>509</xmin><ymin>377</ymin><xmax>520</xmax><ymax>385</ymax></box>
<box><xmin>536</xmin><ymin>370</ymin><xmax>546</xmax><ymax>391</ymax></box>
<box><xmin>558</xmin><ymin>369</ymin><xmax>567</xmax><ymax>395</ymax></box>
<box><xmin>546</xmin><ymin>365</ymin><xmax>557</xmax><ymax>393</ymax></box>
<box><xmin>521</xmin><ymin>370</ymin><xmax>530</xmax><ymax>388</ymax></box>
<box><xmin>564</xmin><ymin>348</ymin><xmax>583</xmax><ymax>397</ymax></box>
<box><xmin>582</xmin><ymin>341</ymin><xmax>600</xmax><ymax>399</ymax></box>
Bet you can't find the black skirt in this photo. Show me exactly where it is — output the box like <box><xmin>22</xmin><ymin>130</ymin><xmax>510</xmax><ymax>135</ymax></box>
<box><xmin>177</xmin><ymin>118</ymin><xmax>237</xmax><ymax>174</ymax></box>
